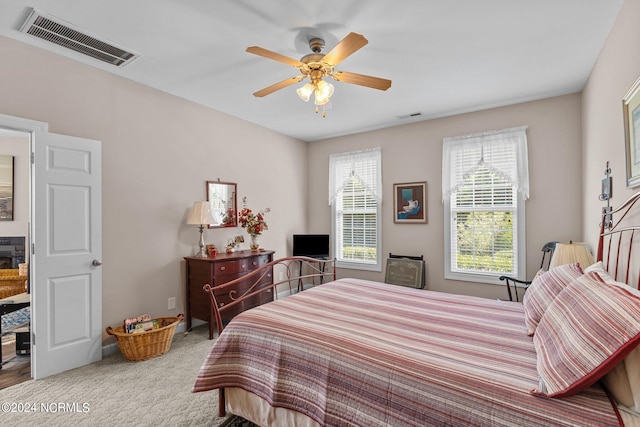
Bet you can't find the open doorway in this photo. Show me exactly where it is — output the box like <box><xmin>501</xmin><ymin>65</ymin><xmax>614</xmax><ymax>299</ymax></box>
<box><xmin>0</xmin><ymin>127</ymin><xmax>31</xmax><ymax>388</ymax></box>
<box><xmin>0</xmin><ymin>114</ymin><xmax>102</xmax><ymax>382</ymax></box>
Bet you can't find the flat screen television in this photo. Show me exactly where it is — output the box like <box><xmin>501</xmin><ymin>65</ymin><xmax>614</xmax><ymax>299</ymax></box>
<box><xmin>293</xmin><ymin>234</ymin><xmax>330</xmax><ymax>259</ymax></box>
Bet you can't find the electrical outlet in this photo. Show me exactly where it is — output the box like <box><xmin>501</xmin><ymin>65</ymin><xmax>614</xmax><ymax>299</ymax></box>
<box><xmin>168</xmin><ymin>297</ymin><xmax>176</xmax><ymax>310</ymax></box>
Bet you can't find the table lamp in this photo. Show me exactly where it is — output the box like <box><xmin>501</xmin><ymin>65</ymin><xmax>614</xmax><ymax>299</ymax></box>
<box><xmin>187</xmin><ymin>201</ymin><xmax>217</xmax><ymax>258</ymax></box>
<box><xmin>549</xmin><ymin>241</ymin><xmax>595</xmax><ymax>269</ymax></box>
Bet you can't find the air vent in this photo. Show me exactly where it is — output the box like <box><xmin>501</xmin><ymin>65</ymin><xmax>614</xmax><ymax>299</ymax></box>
<box><xmin>19</xmin><ymin>8</ymin><xmax>139</xmax><ymax>67</ymax></box>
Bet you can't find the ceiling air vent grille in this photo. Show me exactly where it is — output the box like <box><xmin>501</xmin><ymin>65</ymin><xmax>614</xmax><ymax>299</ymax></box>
<box><xmin>19</xmin><ymin>8</ymin><xmax>139</xmax><ymax>67</ymax></box>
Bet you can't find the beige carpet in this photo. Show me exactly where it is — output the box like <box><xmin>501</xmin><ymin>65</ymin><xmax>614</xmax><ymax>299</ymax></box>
<box><xmin>0</xmin><ymin>324</ymin><xmax>235</xmax><ymax>427</ymax></box>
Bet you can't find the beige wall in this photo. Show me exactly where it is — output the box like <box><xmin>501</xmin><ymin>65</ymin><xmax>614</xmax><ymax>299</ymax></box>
<box><xmin>0</xmin><ymin>135</ymin><xmax>29</xmax><ymax>247</ymax></box>
<box><xmin>0</xmin><ymin>0</ymin><xmax>634</xmax><ymax>343</ymax></box>
<box><xmin>0</xmin><ymin>36</ymin><xmax>307</xmax><ymax>343</ymax></box>
<box><xmin>582</xmin><ymin>0</ymin><xmax>640</xmax><ymax>249</ymax></box>
<box><xmin>309</xmin><ymin>94</ymin><xmax>584</xmax><ymax>299</ymax></box>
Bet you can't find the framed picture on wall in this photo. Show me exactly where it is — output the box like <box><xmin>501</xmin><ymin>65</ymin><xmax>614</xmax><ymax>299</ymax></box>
<box><xmin>623</xmin><ymin>75</ymin><xmax>640</xmax><ymax>188</ymax></box>
<box><xmin>393</xmin><ymin>181</ymin><xmax>427</xmax><ymax>223</ymax></box>
<box><xmin>0</xmin><ymin>155</ymin><xmax>14</xmax><ymax>221</ymax></box>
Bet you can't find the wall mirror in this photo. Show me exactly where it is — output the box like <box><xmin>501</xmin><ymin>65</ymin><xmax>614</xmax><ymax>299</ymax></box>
<box><xmin>206</xmin><ymin>180</ymin><xmax>237</xmax><ymax>228</ymax></box>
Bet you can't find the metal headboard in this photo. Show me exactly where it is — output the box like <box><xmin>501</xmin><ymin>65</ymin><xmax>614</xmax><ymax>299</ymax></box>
<box><xmin>597</xmin><ymin>191</ymin><xmax>640</xmax><ymax>289</ymax></box>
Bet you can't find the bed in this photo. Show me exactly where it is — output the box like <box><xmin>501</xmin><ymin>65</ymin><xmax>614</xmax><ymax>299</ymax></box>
<box><xmin>193</xmin><ymin>191</ymin><xmax>640</xmax><ymax>427</ymax></box>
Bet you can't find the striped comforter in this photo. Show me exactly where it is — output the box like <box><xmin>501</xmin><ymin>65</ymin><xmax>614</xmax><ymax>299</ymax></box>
<box><xmin>193</xmin><ymin>278</ymin><xmax>622</xmax><ymax>426</ymax></box>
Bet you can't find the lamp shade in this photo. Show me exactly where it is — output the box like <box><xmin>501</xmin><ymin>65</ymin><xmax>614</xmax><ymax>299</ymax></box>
<box><xmin>186</xmin><ymin>201</ymin><xmax>216</xmax><ymax>225</ymax></box>
<box><xmin>296</xmin><ymin>83</ymin><xmax>314</xmax><ymax>102</ymax></box>
<box><xmin>314</xmin><ymin>80</ymin><xmax>334</xmax><ymax>105</ymax></box>
<box><xmin>549</xmin><ymin>242</ymin><xmax>594</xmax><ymax>269</ymax></box>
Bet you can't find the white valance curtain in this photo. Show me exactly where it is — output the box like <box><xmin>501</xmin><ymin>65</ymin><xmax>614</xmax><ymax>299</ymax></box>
<box><xmin>442</xmin><ymin>126</ymin><xmax>529</xmax><ymax>202</ymax></box>
<box><xmin>329</xmin><ymin>148</ymin><xmax>382</xmax><ymax>205</ymax></box>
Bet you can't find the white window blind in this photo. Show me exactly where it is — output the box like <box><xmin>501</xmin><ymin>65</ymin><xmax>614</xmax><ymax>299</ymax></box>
<box><xmin>329</xmin><ymin>148</ymin><xmax>382</xmax><ymax>269</ymax></box>
<box><xmin>442</xmin><ymin>126</ymin><xmax>529</xmax><ymax>202</ymax></box>
<box><xmin>442</xmin><ymin>127</ymin><xmax>528</xmax><ymax>282</ymax></box>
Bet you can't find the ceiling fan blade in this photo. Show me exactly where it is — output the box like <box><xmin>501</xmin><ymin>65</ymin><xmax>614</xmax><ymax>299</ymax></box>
<box><xmin>246</xmin><ymin>46</ymin><xmax>305</xmax><ymax>68</ymax></box>
<box><xmin>333</xmin><ymin>71</ymin><xmax>392</xmax><ymax>91</ymax></box>
<box><xmin>322</xmin><ymin>32</ymin><xmax>368</xmax><ymax>67</ymax></box>
<box><xmin>253</xmin><ymin>76</ymin><xmax>304</xmax><ymax>97</ymax></box>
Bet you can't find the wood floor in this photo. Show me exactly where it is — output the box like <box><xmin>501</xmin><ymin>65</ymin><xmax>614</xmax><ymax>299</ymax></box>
<box><xmin>0</xmin><ymin>337</ymin><xmax>31</xmax><ymax>389</ymax></box>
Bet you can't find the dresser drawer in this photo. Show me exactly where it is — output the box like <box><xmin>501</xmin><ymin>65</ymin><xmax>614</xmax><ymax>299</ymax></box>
<box><xmin>212</xmin><ymin>271</ymin><xmax>273</xmax><ymax>292</ymax></box>
<box><xmin>250</xmin><ymin>254</ymin><xmax>272</xmax><ymax>268</ymax></box>
<box><xmin>212</xmin><ymin>272</ymin><xmax>246</xmax><ymax>286</ymax></box>
<box><xmin>214</xmin><ymin>259</ymin><xmax>250</xmax><ymax>275</ymax></box>
<box><xmin>214</xmin><ymin>254</ymin><xmax>272</xmax><ymax>275</ymax></box>
<box><xmin>213</xmin><ymin>287</ymin><xmax>273</xmax><ymax>309</ymax></box>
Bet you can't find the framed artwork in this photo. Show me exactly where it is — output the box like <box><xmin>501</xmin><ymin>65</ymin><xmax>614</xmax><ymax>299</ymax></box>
<box><xmin>623</xmin><ymin>75</ymin><xmax>640</xmax><ymax>188</ymax></box>
<box><xmin>0</xmin><ymin>155</ymin><xmax>14</xmax><ymax>221</ymax></box>
<box><xmin>393</xmin><ymin>181</ymin><xmax>427</xmax><ymax>223</ymax></box>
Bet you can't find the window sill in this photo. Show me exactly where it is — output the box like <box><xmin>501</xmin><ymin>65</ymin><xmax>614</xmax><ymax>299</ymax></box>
<box><xmin>336</xmin><ymin>260</ymin><xmax>382</xmax><ymax>272</ymax></box>
<box><xmin>445</xmin><ymin>271</ymin><xmax>523</xmax><ymax>286</ymax></box>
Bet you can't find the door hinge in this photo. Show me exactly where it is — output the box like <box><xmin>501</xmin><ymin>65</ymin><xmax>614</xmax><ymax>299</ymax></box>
<box><xmin>31</xmin><ymin>242</ymin><xmax>35</xmax><ymax>255</ymax></box>
<box><xmin>31</xmin><ymin>152</ymin><xmax>35</xmax><ymax>164</ymax></box>
<box><xmin>31</xmin><ymin>331</ymin><xmax>35</xmax><ymax>345</ymax></box>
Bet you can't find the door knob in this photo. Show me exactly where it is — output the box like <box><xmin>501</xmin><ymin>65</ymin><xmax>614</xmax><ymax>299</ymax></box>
<box><xmin>92</xmin><ymin>259</ymin><xmax>102</xmax><ymax>266</ymax></box>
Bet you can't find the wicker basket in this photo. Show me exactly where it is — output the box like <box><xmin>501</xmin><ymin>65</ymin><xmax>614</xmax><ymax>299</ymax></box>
<box><xmin>106</xmin><ymin>314</ymin><xmax>184</xmax><ymax>361</ymax></box>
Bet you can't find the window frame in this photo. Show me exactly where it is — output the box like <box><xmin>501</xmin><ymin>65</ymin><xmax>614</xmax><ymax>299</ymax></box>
<box><xmin>444</xmin><ymin>185</ymin><xmax>526</xmax><ymax>284</ymax></box>
<box><xmin>442</xmin><ymin>127</ymin><xmax>528</xmax><ymax>285</ymax></box>
<box><xmin>329</xmin><ymin>149</ymin><xmax>382</xmax><ymax>272</ymax></box>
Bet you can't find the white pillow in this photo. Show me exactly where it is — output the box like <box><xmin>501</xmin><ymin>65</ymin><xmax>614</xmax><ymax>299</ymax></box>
<box><xmin>584</xmin><ymin>261</ymin><xmax>617</xmax><ymax>284</ymax></box>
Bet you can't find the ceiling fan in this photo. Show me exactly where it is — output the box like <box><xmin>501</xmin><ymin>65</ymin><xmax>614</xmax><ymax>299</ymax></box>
<box><xmin>246</xmin><ymin>32</ymin><xmax>391</xmax><ymax>115</ymax></box>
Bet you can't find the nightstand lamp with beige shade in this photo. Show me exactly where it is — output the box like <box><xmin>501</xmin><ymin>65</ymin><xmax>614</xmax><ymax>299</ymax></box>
<box><xmin>549</xmin><ymin>241</ymin><xmax>595</xmax><ymax>269</ymax></box>
<box><xmin>500</xmin><ymin>241</ymin><xmax>594</xmax><ymax>302</ymax></box>
<box><xmin>187</xmin><ymin>201</ymin><xmax>217</xmax><ymax>258</ymax></box>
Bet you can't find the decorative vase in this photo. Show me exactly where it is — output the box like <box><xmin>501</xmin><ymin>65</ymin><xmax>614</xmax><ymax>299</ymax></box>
<box><xmin>250</xmin><ymin>234</ymin><xmax>260</xmax><ymax>251</ymax></box>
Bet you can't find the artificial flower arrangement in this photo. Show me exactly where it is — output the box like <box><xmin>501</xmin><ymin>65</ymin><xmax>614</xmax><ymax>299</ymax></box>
<box><xmin>238</xmin><ymin>197</ymin><xmax>270</xmax><ymax>238</ymax></box>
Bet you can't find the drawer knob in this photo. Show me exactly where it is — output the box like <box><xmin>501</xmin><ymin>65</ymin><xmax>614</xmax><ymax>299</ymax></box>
<box><xmin>219</xmin><ymin>302</ymin><xmax>225</xmax><ymax>307</ymax></box>
<box><xmin>242</xmin><ymin>264</ymin><xmax>247</xmax><ymax>269</ymax></box>
<box><xmin>220</xmin><ymin>266</ymin><xmax>226</xmax><ymax>271</ymax></box>
<box><xmin>252</xmin><ymin>261</ymin><xmax>257</xmax><ymax>266</ymax></box>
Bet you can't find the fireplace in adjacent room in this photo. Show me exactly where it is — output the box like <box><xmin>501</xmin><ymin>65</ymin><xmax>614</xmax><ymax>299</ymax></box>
<box><xmin>0</xmin><ymin>236</ymin><xmax>25</xmax><ymax>269</ymax></box>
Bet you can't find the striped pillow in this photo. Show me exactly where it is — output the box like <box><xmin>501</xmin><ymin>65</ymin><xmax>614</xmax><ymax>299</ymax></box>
<box><xmin>522</xmin><ymin>263</ymin><xmax>583</xmax><ymax>335</ymax></box>
<box><xmin>532</xmin><ymin>272</ymin><xmax>640</xmax><ymax>397</ymax></box>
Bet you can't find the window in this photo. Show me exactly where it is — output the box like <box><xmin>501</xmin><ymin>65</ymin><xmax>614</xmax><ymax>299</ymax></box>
<box><xmin>442</xmin><ymin>127</ymin><xmax>529</xmax><ymax>284</ymax></box>
<box><xmin>329</xmin><ymin>148</ymin><xmax>382</xmax><ymax>271</ymax></box>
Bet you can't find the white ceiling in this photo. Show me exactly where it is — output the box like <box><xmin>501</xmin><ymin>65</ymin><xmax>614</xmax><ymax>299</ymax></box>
<box><xmin>0</xmin><ymin>1</ymin><xmax>625</xmax><ymax>142</ymax></box>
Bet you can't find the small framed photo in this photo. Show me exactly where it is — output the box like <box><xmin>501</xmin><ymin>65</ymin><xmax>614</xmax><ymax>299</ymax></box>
<box><xmin>623</xmin><ymin>75</ymin><xmax>640</xmax><ymax>188</ymax></box>
<box><xmin>393</xmin><ymin>181</ymin><xmax>427</xmax><ymax>223</ymax></box>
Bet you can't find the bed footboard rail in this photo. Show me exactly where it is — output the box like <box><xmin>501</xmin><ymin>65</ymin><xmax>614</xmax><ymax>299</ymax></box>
<box><xmin>203</xmin><ymin>256</ymin><xmax>336</xmax><ymax>336</ymax></box>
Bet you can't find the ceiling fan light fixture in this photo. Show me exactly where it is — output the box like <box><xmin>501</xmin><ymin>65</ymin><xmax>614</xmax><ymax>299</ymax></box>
<box><xmin>314</xmin><ymin>95</ymin><xmax>330</xmax><ymax>106</ymax></box>
<box><xmin>296</xmin><ymin>82</ymin><xmax>314</xmax><ymax>102</ymax></box>
<box><xmin>314</xmin><ymin>80</ymin><xmax>334</xmax><ymax>105</ymax></box>
<box><xmin>246</xmin><ymin>31</ymin><xmax>391</xmax><ymax>110</ymax></box>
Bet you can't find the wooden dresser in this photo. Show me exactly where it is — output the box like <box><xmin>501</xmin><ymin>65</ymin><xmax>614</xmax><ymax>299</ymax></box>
<box><xmin>184</xmin><ymin>250</ymin><xmax>274</xmax><ymax>339</ymax></box>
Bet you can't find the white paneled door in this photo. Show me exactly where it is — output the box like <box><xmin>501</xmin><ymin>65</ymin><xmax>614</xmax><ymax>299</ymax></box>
<box><xmin>32</xmin><ymin>131</ymin><xmax>102</xmax><ymax>379</ymax></box>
